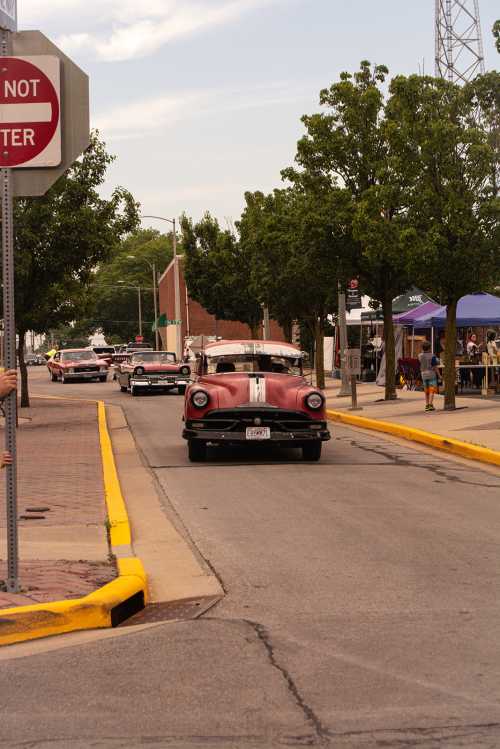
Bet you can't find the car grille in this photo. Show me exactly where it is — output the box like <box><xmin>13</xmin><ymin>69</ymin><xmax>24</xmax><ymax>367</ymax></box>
<box><xmin>75</xmin><ymin>366</ymin><xmax>99</xmax><ymax>373</ymax></box>
<box><xmin>199</xmin><ymin>408</ymin><xmax>313</xmax><ymax>433</ymax></box>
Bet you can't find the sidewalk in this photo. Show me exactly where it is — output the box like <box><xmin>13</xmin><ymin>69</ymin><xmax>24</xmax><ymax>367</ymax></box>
<box><xmin>0</xmin><ymin>398</ymin><xmax>115</xmax><ymax>608</ymax></box>
<box><xmin>323</xmin><ymin>378</ymin><xmax>500</xmax><ymax>453</ymax></box>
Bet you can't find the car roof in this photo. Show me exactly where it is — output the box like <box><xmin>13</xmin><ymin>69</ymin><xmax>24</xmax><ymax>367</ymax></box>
<box><xmin>203</xmin><ymin>340</ymin><xmax>303</xmax><ymax>358</ymax></box>
<box><xmin>132</xmin><ymin>350</ymin><xmax>176</xmax><ymax>355</ymax></box>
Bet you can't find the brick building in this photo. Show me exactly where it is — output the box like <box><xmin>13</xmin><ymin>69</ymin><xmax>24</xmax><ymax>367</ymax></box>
<box><xmin>157</xmin><ymin>256</ymin><xmax>285</xmax><ymax>352</ymax></box>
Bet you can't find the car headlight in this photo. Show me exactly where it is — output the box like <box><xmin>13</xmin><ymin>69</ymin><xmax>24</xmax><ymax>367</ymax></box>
<box><xmin>191</xmin><ymin>390</ymin><xmax>209</xmax><ymax>408</ymax></box>
<box><xmin>305</xmin><ymin>392</ymin><xmax>324</xmax><ymax>410</ymax></box>
<box><xmin>179</xmin><ymin>365</ymin><xmax>190</xmax><ymax>376</ymax></box>
<box><xmin>134</xmin><ymin>366</ymin><xmax>145</xmax><ymax>376</ymax></box>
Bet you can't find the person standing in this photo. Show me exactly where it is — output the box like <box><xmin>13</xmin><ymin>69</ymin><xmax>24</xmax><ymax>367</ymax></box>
<box><xmin>418</xmin><ymin>341</ymin><xmax>439</xmax><ymax>412</ymax></box>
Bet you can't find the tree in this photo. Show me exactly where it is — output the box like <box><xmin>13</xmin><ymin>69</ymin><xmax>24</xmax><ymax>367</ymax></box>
<box><xmin>494</xmin><ymin>20</ymin><xmax>500</xmax><ymax>53</ymax></box>
<box><xmin>81</xmin><ymin>229</ymin><xmax>174</xmax><ymax>343</ymax></box>
<box><xmin>238</xmin><ymin>185</ymin><xmax>358</xmax><ymax>388</ymax></box>
<box><xmin>386</xmin><ymin>73</ymin><xmax>500</xmax><ymax>409</ymax></box>
<box><xmin>182</xmin><ymin>213</ymin><xmax>263</xmax><ymax>338</ymax></box>
<box><xmin>11</xmin><ymin>133</ymin><xmax>140</xmax><ymax>406</ymax></box>
<box><xmin>286</xmin><ymin>62</ymin><xmax>411</xmax><ymax>399</ymax></box>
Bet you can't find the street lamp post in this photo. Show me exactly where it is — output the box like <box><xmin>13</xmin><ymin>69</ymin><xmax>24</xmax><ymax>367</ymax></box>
<box><xmin>127</xmin><ymin>255</ymin><xmax>160</xmax><ymax>350</ymax></box>
<box><xmin>141</xmin><ymin>215</ymin><xmax>182</xmax><ymax>361</ymax></box>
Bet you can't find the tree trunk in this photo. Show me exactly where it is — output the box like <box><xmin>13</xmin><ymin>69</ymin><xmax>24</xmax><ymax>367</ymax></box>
<box><xmin>443</xmin><ymin>299</ymin><xmax>457</xmax><ymax>410</ymax></box>
<box><xmin>18</xmin><ymin>330</ymin><xmax>30</xmax><ymax>408</ymax></box>
<box><xmin>282</xmin><ymin>319</ymin><xmax>293</xmax><ymax>343</ymax></box>
<box><xmin>382</xmin><ymin>292</ymin><xmax>397</xmax><ymax>400</ymax></box>
<box><xmin>249</xmin><ymin>322</ymin><xmax>261</xmax><ymax>339</ymax></box>
<box><xmin>314</xmin><ymin>317</ymin><xmax>325</xmax><ymax>389</ymax></box>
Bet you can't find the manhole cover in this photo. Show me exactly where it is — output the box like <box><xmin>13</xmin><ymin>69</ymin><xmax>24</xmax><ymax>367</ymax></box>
<box><xmin>120</xmin><ymin>595</ymin><xmax>222</xmax><ymax>627</ymax></box>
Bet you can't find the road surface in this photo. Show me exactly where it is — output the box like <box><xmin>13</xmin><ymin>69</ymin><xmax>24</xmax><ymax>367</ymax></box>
<box><xmin>1</xmin><ymin>367</ymin><xmax>500</xmax><ymax>748</ymax></box>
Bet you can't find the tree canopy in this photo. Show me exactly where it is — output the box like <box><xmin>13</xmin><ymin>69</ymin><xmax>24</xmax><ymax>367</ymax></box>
<box><xmin>11</xmin><ymin>132</ymin><xmax>140</xmax><ymax>405</ymax></box>
<box><xmin>182</xmin><ymin>213</ymin><xmax>263</xmax><ymax>338</ymax></box>
<box><xmin>81</xmin><ymin>229</ymin><xmax>174</xmax><ymax>344</ymax></box>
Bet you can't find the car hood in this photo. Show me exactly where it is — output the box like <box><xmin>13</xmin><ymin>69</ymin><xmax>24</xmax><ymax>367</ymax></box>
<box><xmin>60</xmin><ymin>358</ymin><xmax>103</xmax><ymax>367</ymax></box>
<box><xmin>197</xmin><ymin>372</ymin><xmax>320</xmax><ymax>412</ymax></box>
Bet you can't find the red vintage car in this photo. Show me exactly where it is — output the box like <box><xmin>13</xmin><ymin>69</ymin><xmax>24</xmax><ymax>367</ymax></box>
<box><xmin>116</xmin><ymin>351</ymin><xmax>191</xmax><ymax>396</ymax></box>
<box><xmin>47</xmin><ymin>349</ymin><xmax>109</xmax><ymax>383</ymax></box>
<box><xmin>183</xmin><ymin>340</ymin><xmax>330</xmax><ymax>462</ymax></box>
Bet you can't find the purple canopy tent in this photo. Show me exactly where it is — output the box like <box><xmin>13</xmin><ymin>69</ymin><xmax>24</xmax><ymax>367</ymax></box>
<box><xmin>394</xmin><ymin>301</ymin><xmax>443</xmax><ymax>356</ymax></box>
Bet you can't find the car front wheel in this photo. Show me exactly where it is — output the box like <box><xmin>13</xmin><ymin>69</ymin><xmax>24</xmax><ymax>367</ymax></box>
<box><xmin>188</xmin><ymin>440</ymin><xmax>206</xmax><ymax>462</ymax></box>
<box><xmin>99</xmin><ymin>376</ymin><xmax>107</xmax><ymax>383</ymax></box>
<box><xmin>302</xmin><ymin>442</ymin><xmax>322</xmax><ymax>461</ymax></box>
<box><xmin>50</xmin><ymin>370</ymin><xmax>57</xmax><ymax>382</ymax></box>
<box><xmin>131</xmin><ymin>385</ymin><xmax>139</xmax><ymax>396</ymax></box>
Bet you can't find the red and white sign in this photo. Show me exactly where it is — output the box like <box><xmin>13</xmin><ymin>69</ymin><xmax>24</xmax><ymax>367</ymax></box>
<box><xmin>0</xmin><ymin>56</ymin><xmax>61</xmax><ymax>168</ymax></box>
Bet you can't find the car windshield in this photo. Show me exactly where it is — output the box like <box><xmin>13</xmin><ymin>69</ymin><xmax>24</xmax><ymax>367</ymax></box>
<box><xmin>62</xmin><ymin>351</ymin><xmax>97</xmax><ymax>362</ymax></box>
<box><xmin>132</xmin><ymin>353</ymin><xmax>176</xmax><ymax>364</ymax></box>
<box><xmin>206</xmin><ymin>354</ymin><xmax>302</xmax><ymax>376</ymax></box>
<box><xmin>94</xmin><ymin>348</ymin><xmax>114</xmax><ymax>355</ymax></box>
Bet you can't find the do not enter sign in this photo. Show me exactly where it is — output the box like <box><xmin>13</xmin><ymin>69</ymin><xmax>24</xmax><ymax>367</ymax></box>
<box><xmin>0</xmin><ymin>56</ymin><xmax>61</xmax><ymax>168</ymax></box>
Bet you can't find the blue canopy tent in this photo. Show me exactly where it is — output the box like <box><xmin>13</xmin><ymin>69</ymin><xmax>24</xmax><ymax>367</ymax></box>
<box><xmin>426</xmin><ymin>293</ymin><xmax>500</xmax><ymax>329</ymax></box>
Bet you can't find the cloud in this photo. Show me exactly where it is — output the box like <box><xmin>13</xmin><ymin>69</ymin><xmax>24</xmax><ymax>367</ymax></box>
<box><xmin>22</xmin><ymin>0</ymin><xmax>281</xmax><ymax>62</ymax></box>
<box><xmin>94</xmin><ymin>82</ymin><xmax>311</xmax><ymax>140</ymax></box>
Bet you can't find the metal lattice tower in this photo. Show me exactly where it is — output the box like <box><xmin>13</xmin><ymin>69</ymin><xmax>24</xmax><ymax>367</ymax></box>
<box><xmin>435</xmin><ymin>0</ymin><xmax>485</xmax><ymax>83</ymax></box>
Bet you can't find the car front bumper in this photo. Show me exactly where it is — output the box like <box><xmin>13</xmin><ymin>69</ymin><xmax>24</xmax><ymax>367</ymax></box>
<box><xmin>183</xmin><ymin>423</ymin><xmax>330</xmax><ymax>446</ymax></box>
<box><xmin>130</xmin><ymin>377</ymin><xmax>188</xmax><ymax>389</ymax></box>
<box><xmin>63</xmin><ymin>371</ymin><xmax>106</xmax><ymax>379</ymax></box>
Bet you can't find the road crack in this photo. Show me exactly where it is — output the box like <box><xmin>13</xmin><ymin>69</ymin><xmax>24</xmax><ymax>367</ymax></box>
<box><xmin>244</xmin><ymin>619</ymin><xmax>329</xmax><ymax>744</ymax></box>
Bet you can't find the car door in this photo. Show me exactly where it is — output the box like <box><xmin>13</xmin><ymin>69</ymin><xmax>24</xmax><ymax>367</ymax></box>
<box><xmin>50</xmin><ymin>352</ymin><xmax>61</xmax><ymax>376</ymax></box>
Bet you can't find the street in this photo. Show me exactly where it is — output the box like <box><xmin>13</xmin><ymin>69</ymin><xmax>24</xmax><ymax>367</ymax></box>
<box><xmin>2</xmin><ymin>367</ymin><xmax>500</xmax><ymax>748</ymax></box>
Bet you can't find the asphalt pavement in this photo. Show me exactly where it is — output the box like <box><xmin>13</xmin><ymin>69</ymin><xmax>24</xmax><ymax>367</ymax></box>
<box><xmin>2</xmin><ymin>367</ymin><xmax>500</xmax><ymax>748</ymax></box>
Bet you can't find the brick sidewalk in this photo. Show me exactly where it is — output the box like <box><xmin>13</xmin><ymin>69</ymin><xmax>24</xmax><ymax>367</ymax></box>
<box><xmin>323</xmin><ymin>377</ymin><xmax>500</xmax><ymax>453</ymax></box>
<box><xmin>0</xmin><ymin>398</ymin><xmax>115</xmax><ymax>608</ymax></box>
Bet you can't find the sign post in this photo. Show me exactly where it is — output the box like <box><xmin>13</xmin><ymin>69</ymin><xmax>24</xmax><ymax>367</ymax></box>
<box><xmin>346</xmin><ymin>348</ymin><xmax>362</xmax><ymax>411</ymax></box>
<box><xmin>0</xmin><ymin>25</ymin><xmax>88</xmax><ymax>592</ymax></box>
<box><xmin>0</xmin><ymin>27</ymin><xmax>18</xmax><ymax>591</ymax></box>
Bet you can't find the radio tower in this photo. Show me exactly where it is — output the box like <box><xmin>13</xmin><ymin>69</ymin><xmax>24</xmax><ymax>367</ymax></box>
<box><xmin>435</xmin><ymin>0</ymin><xmax>485</xmax><ymax>83</ymax></box>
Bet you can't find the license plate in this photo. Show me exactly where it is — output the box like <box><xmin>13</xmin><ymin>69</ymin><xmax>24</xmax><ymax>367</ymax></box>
<box><xmin>246</xmin><ymin>426</ymin><xmax>271</xmax><ymax>440</ymax></box>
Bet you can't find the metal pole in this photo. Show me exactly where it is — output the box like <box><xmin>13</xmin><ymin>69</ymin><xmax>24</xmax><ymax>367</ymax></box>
<box><xmin>173</xmin><ymin>218</ymin><xmax>182</xmax><ymax>360</ymax></box>
<box><xmin>1</xmin><ymin>28</ymin><xmax>19</xmax><ymax>593</ymax></box>
<box><xmin>262</xmin><ymin>306</ymin><xmax>270</xmax><ymax>340</ymax></box>
<box><xmin>337</xmin><ymin>281</ymin><xmax>351</xmax><ymax>397</ymax></box>
<box><xmin>152</xmin><ymin>263</ymin><xmax>159</xmax><ymax>350</ymax></box>
<box><xmin>138</xmin><ymin>286</ymin><xmax>142</xmax><ymax>338</ymax></box>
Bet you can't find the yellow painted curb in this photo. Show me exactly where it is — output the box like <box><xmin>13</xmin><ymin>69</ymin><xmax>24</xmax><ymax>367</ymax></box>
<box><xmin>327</xmin><ymin>409</ymin><xmax>500</xmax><ymax>468</ymax></box>
<box><xmin>0</xmin><ymin>399</ymin><xmax>147</xmax><ymax>647</ymax></box>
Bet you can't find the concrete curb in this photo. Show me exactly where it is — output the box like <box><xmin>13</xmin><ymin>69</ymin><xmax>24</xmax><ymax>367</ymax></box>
<box><xmin>327</xmin><ymin>409</ymin><xmax>500</xmax><ymax>468</ymax></box>
<box><xmin>0</xmin><ymin>400</ymin><xmax>147</xmax><ymax>647</ymax></box>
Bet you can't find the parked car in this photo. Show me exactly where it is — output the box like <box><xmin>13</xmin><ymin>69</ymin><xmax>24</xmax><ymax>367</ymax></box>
<box><xmin>183</xmin><ymin>340</ymin><xmax>330</xmax><ymax>462</ymax></box>
<box><xmin>116</xmin><ymin>351</ymin><xmax>191</xmax><ymax>396</ymax></box>
<box><xmin>47</xmin><ymin>349</ymin><xmax>109</xmax><ymax>383</ymax></box>
<box><xmin>25</xmin><ymin>353</ymin><xmax>44</xmax><ymax>366</ymax></box>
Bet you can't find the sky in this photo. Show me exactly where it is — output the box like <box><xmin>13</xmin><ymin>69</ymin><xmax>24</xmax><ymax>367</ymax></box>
<box><xmin>19</xmin><ymin>0</ymin><xmax>499</xmax><ymax>232</ymax></box>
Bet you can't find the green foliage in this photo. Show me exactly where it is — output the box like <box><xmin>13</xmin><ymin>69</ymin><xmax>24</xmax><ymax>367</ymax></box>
<box><xmin>182</xmin><ymin>212</ymin><xmax>263</xmax><ymax>335</ymax></box>
<box><xmin>13</xmin><ymin>132</ymin><xmax>140</xmax><ymax>337</ymax></box>
<box><xmin>494</xmin><ymin>20</ymin><xmax>500</xmax><ymax>53</ymax></box>
<box><xmin>81</xmin><ymin>229</ymin><xmax>174</xmax><ymax>343</ymax></box>
<box><xmin>385</xmin><ymin>73</ymin><xmax>500</xmax><ymax>407</ymax></box>
<box><xmin>285</xmin><ymin>61</ymin><xmax>408</xmax><ymax>398</ymax></box>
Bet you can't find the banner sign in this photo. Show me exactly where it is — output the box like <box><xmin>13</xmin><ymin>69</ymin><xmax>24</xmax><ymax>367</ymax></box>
<box><xmin>346</xmin><ymin>278</ymin><xmax>362</xmax><ymax>311</ymax></box>
<box><xmin>0</xmin><ymin>0</ymin><xmax>17</xmax><ymax>32</ymax></box>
